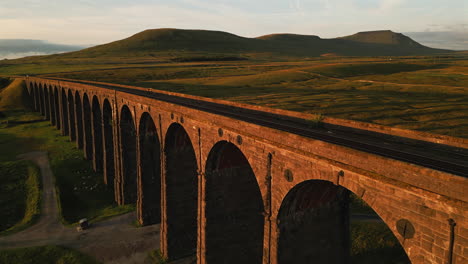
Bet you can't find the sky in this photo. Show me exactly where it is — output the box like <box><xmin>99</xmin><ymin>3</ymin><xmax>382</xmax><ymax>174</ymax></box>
<box><xmin>1</xmin><ymin>0</ymin><xmax>467</xmax><ymax>49</ymax></box>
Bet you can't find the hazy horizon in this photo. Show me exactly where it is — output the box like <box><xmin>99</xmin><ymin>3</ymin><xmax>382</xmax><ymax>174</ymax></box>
<box><xmin>1</xmin><ymin>28</ymin><xmax>466</xmax><ymax>60</ymax></box>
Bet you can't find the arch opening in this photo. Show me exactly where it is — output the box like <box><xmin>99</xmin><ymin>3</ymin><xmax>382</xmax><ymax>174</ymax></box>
<box><xmin>102</xmin><ymin>99</ymin><xmax>114</xmax><ymax>187</ymax></box>
<box><xmin>164</xmin><ymin>123</ymin><xmax>198</xmax><ymax>259</ymax></box>
<box><xmin>138</xmin><ymin>112</ymin><xmax>161</xmax><ymax>225</ymax></box>
<box><xmin>83</xmin><ymin>94</ymin><xmax>92</xmax><ymax>160</ymax></box>
<box><xmin>48</xmin><ymin>87</ymin><xmax>56</xmax><ymax>126</ymax></box>
<box><xmin>44</xmin><ymin>87</ymin><xmax>50</xmax><ymax>121</ymax></box>
<box><xmin>92</xmin><ymin>96</ymin><xmax>103</xmax><ymax>172</ymax></box>
<box><xmin>53</xmin><ymin>87</ymin><xmax>60</xmax><ymax>129</ymax></box>
<box><xmin>278</xmin><ymin>180</ymin><xmax>349</xmax><ymax>264</ymax></box>
<box><xmin>74</xmin><ymin>92</ymin><xmax>83</xmax><ymax>149</ymax></box>
<box><xmin>67</xmin><ymin>90</ymin><xmax>76</xmax><ymax>141</ymax></box>
<box><xmin>277</xmin><ymin>180</ymin><xmax>410</xmax><ymax>264</ymax></box>
<box><xmin>205</xmin><ymin>141</ymin><xmax>264</xmax><ymax>263</ymax></box>
<box><xmin>35</xmin><ymin>84</ymin><xmax>40</xmax><ymax>112</ymax></box>
<box><xmin>120</xmin><ymin>105</ymin><xmax>137</xmax><ymax>204</ymax></box>
<box><xmin>38</xmin><ymin>85</ymin><xmax>44</xmax><ymax>115</ymax></box>
<box><xmin>61</xmin><ymin>89</ymin><xmax>69</xmax><ymax>136</ymax></box>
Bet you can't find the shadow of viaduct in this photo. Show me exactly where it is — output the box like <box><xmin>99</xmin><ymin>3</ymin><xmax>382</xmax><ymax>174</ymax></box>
<box><xmin>25</xmin><ymin>77</ymin><xmax>467</xmax><ymax>264</ymax></box>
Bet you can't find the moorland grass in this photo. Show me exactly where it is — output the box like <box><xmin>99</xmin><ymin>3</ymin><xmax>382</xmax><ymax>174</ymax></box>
<box><xmin>0</xmin><ymin>245</ymin><xmax>100</xmax><ymax>264</ymax></box>
<box><xmin>0</xmin><ymin>160</ymin><xmax>41</xmax><ymax>235</ymax></box>
<box><xmin>25</xmin><ymin>55</ymin><xmax>468</xmax><ymax>138</ymax></box>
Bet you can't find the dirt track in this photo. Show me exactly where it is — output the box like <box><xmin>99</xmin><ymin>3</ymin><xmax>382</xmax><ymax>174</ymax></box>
<box><xmin>0</xmin><ymin>152</ymin><xmax>160</xmax><ymax>264</ymax></box>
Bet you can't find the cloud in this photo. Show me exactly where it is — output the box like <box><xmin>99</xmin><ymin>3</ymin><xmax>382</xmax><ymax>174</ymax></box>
<box><xmin>405</xmin><ymin>31</ymin><xmax>468</xmax><ymax>50</ymax></box>
<box><xmin>378</xmin><ymin>0</ymin><xmax>405</xmax><ymax>11</ymax></box>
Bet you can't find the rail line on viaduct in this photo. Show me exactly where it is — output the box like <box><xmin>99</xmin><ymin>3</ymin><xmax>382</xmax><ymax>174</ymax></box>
<box><xmin>24</xmin><ymin>76</ymin><xmax>467</xmax><ymax>264</ymax></box>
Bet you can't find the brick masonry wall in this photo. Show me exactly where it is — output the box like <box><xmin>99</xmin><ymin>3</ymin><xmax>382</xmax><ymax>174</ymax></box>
<box><xmin>26</xmin><ymin>78</ymin><xmax>467</xmax><ymax>264</ymax></box>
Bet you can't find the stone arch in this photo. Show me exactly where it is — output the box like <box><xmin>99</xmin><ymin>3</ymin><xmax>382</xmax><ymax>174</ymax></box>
<box><xmin>277</xmin><ymin>180</ymin><xmax>349</xmax><ymax>264</ymax></box>
<box><xmin>43</xmin><ymin>86</ymin><xmax>50</xmax><ymax>121</ymax></box>
<box><xmin>276</xmin><ymin>179</ymin><xmax>410</xmax><ymax>264</ymax></box>
<box><xmin>164</xmin><ymin>123</ymin><xmax>198</xmax><ymax>259</ymax></box>
<box><xmin>67</xmin><ymin>89</ymin><xmax>76</xmax><ymax>141</ymax></box>
<box><xmin>120</xmin><ymin>105</ymin><xmax>137</xmax><ymax>204</ymax></box>
<box><xmin>53</xmin><ymin>86</ymin><xmax>60</xmax><ymax>129</ymax></box>
<box><xmin>61</xmin><ymin>88</ymin><xmax>69</xmax><ymax>136</ymax></box>
<box><xmin>82</xmin><ymin>93</ymin><xmax>93</xmax><ymax>160</ymax></box>
<box><xmin>138</xmin><ymin>112</ymin><xmax>161</xmax><ymax>225</ymax></box>
<box><xmin>92</xmin><ymin>96</ymin><xmax>103</xmax><ymax>172</ymax></box>
<box><xmin>102</xmin><ymin>99</ymin><xmax>114</xmax><ymax>186</ymax></box>
<box><xmin>204</xmin><ymin>141</ymin><xmax>264</xmax><ymax>263</ymax></box>
<box><xmin>74</xmin><ymin>91</ymin><xmax>83</xmax><ymax>149</ymax></box>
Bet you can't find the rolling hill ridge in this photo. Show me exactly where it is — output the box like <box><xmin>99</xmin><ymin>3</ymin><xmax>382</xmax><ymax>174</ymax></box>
<box><xmin>33</xmin><ymin>29</ymin><xmax>455</xmax><ymax>59</ymax></box>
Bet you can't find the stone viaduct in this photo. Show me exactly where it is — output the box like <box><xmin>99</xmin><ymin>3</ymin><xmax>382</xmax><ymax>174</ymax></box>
<box><xmin>24</xmin><ymin>77</ymin><xmax>467</xmax><ymax>264</ymax></box>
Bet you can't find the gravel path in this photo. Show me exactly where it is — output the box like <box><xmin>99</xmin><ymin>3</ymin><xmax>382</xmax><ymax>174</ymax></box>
<box><xmin>0</xmin><ymin>151</ymin><xmax>160</xmax><ymax>264</ymax></box>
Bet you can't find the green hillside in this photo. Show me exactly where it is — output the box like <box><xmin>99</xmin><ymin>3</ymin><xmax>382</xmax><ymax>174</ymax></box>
<box><xmin>341</xmin><ymin>30</ymin><xmax>424</xmax><ymax>46</ymax></box>
<box><xmin>67</xmin><ymin>28</ymin><xmax>264</xmax><ymax>57</ymax></box>
<box><xmin>60</xmin><ymin>28</ymin><xmax>450</xmax><ymax>59</ymax></box>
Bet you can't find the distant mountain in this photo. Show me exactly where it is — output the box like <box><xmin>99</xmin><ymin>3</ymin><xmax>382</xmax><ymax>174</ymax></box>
<box><xmin>340</xmin><ymin>30</ymin><xmax>424</xmax><ymax>46</ymax></box>
<box><xmin>42</xmin><ymin>29</ymin><xmax>455</xmax><ymax>59</ymax></box>
<box><xmin>0</xmin><ymin>39</ymin><xmax>84</xmax><ymax>59</ymax></box>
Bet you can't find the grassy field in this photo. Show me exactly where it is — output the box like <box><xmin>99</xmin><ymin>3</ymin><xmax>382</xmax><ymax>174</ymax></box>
<box><xmin>0</xmin><ymin>80</ymin><xmax>133</xmax><ymax>225</ymax></box>
<box><xmin>0</xmin><ymin>161</ymin><xmax>41</xmax><ymax>235</ymax></box>
<box><xmin>0</xmin><ymin>245</ymin><xmax>100</xmax><ymax>264</ymax></box>
<box><xmin>5</xmin><ymin>54</ymin><xmax>462</xmax><ymax>138</ymax></box>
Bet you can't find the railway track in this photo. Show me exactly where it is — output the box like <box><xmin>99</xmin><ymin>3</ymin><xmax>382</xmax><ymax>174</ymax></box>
<box><xmin>44</xmin><ymin>78</ymin><xmax>468</xmax><ymax>177</ymax></box>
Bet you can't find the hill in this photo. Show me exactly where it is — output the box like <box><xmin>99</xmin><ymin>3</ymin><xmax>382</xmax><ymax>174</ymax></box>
<box><xmin>0</xmin><ymin>78</ymin><xmax>31</xmax><ymax>111</ymax></box>
<box><xmin>0</xmin><ymin>39</ymin><xmax>84</xmax><ymax>59</ymax></box>
<box><xmin>341</xmin><ymin>30</ymin><xmax>423</xmax><ymax>46</ymax></box>
<box><xmin>14</xmin><ymin>29</ymin><xmax>454</xmax><ymax>60</ymax></box>
<box><xmin>71</xmin><ymin>28</ymin><xmax>263</xmax><ymax>56</ymax></box>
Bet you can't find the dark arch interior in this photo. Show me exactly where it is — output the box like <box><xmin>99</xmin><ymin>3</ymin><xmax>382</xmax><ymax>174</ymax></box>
<box><xmin>164</xmin><ymin>123</ymin><xmax>198</xmax><ymax>259</ymax></box>
<box><xmin>38</xmin><ymin>86</ymin><xmax>44</xmax><ymax>115</ymax></box>
<box><xmin>120</xmin><ymin>105</ymin><xmax>137</xmax><ymax>204</ymax></box>
<box><xmin>44</xmin><ymin>88</ymin><xmax>50</xmax><ymax>121</ymax></box>
<box><xmin>138</xmin><ymin>113</ymin><xmax>161</xmax><ymax>225</ymax></box>
<box><xmin>205</xmin><ymin>141</ymin><xmax>264</xmax><ymax>263</ymax></box>
<box><xmin>277</xmin><ymin>180</ymin><xmax>410</xmax><ymax>264</ymax></box>
<box><xmin>34</xmin><ymin>85</ymin><xmax>40</xmax><ymax>112</ymax></box>
<box><xmin>67</xmin><ymin>90</ymin><xmax>76</xmax><ymax>141</ymax></box>
<box><xmin>102</xmin><ymin>99</ymin><xmax>114</xmax><ymax>186</ymax></box>
<box><xmin>53</xmin><ymin>87</ymin><xmax>60</xmax><ymax>129</ymax></box>
<box><xmin>82</xmin><ymin>94</ymin><xmax>92</xmax><ymax>160</ymax></box>
<box><xmin>278</xmin><ymin>180</ymin><xmax>349</xmax><ymax>264</ymax></box>
<box><xmin>61</xmin><ymin>89</ymin><xmax>69</xmax><ymax>136</ymax></box>
<box><xmin>47</xmin><ymin>87</ymin><xmax>56</xmax><ymax>126</ymax></box>
<box><xmin>75</xmin><ymin>92</ymin><xmax>83</xmax><ymax>149</ymax></box>
<box><xmin>92</xmin><ymin>96</ymin><xmax>103</xmax><ymax>172</ymax></box>
<box><xmin>49</xmin><ymin>88</ymin><xmax>57</xmax><ymax>126</ymax></box>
